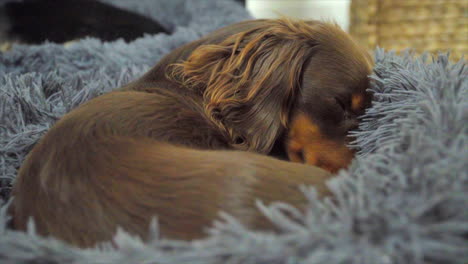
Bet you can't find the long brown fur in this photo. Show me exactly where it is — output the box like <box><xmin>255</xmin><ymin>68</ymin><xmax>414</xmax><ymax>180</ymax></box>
<box><xmin>10</xmin><ymin>18</ymin><xmax>373</xmax><ymax>248</ymax></box>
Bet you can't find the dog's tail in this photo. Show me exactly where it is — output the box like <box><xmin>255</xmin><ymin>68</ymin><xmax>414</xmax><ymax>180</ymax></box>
<box><xmin>10</xmin><ymin>136</ymin><xmax>331</xmax><ymax>248</ymax></box>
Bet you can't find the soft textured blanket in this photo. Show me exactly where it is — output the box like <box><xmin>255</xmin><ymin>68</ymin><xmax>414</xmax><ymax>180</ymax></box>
<box><xmin>0</xmin><ymin>1</ymin><xmax>466</xmax><ymax>264</ymax></box>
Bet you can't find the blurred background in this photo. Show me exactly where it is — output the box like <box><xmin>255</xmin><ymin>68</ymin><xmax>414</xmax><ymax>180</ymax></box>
<box><xmin>1</xmin><ymin>0</ymin><xmax>466</xmax><ymax>61</ymax></box>
<box><xmin>244</xmin><ymin>0</ymin><xmax>467</xmax><ymax>61</ymax></box>
<box><xmin>246</xmin><ymin>0</ymin><xmax>352</xmax><ymax>31</ymax></box>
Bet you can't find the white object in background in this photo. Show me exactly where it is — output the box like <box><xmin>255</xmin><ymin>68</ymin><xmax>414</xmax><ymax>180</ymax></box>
<box><xmin>246</xmin><ymin>0</ymin><xmax>351</xmax><ymax>32</ymax></box>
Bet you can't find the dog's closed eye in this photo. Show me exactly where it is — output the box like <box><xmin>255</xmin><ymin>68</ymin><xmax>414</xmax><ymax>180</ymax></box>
<box><xmin>295</xmin><ymin>149</ymin><xmax>305</xmax><ymax>163</ymax></box>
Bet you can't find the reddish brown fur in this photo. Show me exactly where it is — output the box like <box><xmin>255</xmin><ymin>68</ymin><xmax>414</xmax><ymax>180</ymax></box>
<box><xmin>287</xmin><ymin>114</ymin><xmax>355</xmax><ymax>173</ymax></box>
<box><xmin>10</xmin><ymin>18</ymin><xmax>373</xmax><ymax>248</ymax></box>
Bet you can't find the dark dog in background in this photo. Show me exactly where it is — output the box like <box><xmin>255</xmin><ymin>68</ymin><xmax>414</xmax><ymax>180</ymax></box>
<box><xmin>0</xmin><ymin>0</ymin><xmax>168</xmax><ymax>46</ymax></box>
<box><xmin>10</xmin><ymin>18</ymin><xmax>373</xmax><ymax>248</ymax></box>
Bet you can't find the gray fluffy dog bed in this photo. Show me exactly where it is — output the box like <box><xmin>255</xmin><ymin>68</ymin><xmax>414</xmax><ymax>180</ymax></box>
<box><xmin>0</xmin><ymin>0</ymin><xmax>467</xmax><ymax>263</ymax></box>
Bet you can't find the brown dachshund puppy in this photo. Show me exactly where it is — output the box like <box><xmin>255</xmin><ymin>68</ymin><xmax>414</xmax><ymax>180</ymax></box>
<box><xmin>10</xmin><ymin>18</ymin><xmax>373</xmax><ymax>248</ymax></box>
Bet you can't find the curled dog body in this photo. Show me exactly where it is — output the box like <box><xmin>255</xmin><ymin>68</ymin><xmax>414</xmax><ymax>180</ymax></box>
<box><xmin>10</xmin><ymin>18</ymin><xmax>373</xmax><ymax>248</ymax></box>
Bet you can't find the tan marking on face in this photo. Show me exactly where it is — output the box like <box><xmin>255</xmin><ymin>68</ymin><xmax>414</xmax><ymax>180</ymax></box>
<box><xmin>287</xmin><ymin>113</ymin><xmax>355</xmax><ymax>173</ymax></box>
<box><xmin>351</xmin><ymin>94</ymin><xmax>365</xmax><ymax>112</ymax></box>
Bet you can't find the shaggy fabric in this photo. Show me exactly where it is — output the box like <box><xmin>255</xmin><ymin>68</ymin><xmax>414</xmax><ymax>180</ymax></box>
<box><xmin>0</xmin><ymin>1</ymin><xmax>467</xmax><ymax>263</ymax></box>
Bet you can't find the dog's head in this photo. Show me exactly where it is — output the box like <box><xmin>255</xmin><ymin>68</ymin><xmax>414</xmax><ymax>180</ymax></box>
<box><xmin>170</xmin><ymin>18</ymin><xmax>373</xmax><ymax>173</ymax></box>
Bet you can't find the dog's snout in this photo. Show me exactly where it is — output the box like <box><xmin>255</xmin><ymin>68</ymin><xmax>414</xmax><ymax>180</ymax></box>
<box><xmin>287</xmin><ymin>114</ymin><xmax>356</xmax><ymax>173</ymax></box>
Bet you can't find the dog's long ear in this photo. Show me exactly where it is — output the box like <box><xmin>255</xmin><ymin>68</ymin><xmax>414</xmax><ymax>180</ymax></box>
<box><xmin>170</xmin><ymin>19</ymin><xmax>318</xmax><ymax>153</ymax></box>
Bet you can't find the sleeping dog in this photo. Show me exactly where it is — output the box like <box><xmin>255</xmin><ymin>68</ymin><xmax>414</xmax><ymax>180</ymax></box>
<box><xmin>10</xmin><ymin>18</ymin><xmax>373</xmax><ymax>248</ymax></box>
